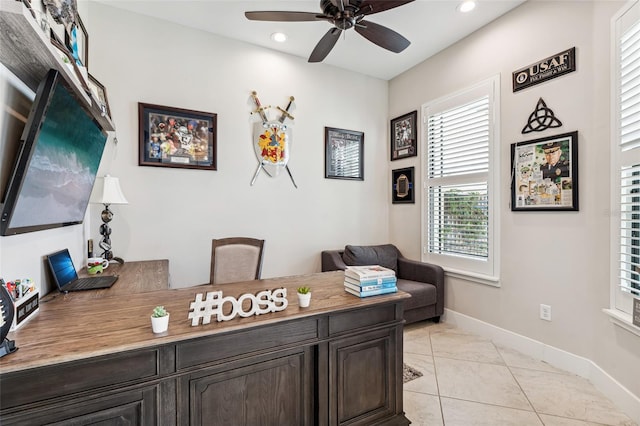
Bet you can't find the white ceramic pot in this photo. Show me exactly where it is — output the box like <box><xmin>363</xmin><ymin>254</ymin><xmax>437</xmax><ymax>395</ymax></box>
<box><xmin>297</xmin><ymin>292</ymin><xmax>311</xmax><ymax>308</ymax></box>
<box><xmin>151</xmin><ymin>314</ymin><xmax>170</xmax><ymax>333</ymax></box>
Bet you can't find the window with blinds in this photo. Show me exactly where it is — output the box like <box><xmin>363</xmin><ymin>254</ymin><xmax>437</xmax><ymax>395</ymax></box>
<box><xmin>614</xmin><ymin>5</ymin><xmax>640</xmax><ymax>314</ymax></box>
<box><xmin>422</xmin><ymin>77</ymin><xmax>499</xmax><ymax>281</ymax></box>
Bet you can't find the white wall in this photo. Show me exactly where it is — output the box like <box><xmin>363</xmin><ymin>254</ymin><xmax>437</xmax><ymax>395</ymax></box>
<box><xmin>389</xmin><ymin>0</ymin><xmax>640</xmax><ymax>404</ymax></box>
<box><xmin>82</xmin><ymin>1</ymin><xmax>390</xmax><ymax>288</ymax></box>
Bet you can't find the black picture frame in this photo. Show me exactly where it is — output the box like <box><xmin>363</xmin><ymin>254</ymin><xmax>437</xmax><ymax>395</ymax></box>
<box><xmin>391</xmin><ymin>110</ymin><xmax>417</xmax><ymax>160</ymax></box>
<box><xmin>138</xmin><ymin>103</ymin><xmax>217</xmax><ymax>171</ymax></box>
<box><xmin>511</xmin><ymin>131</ymin><xmax>578</xmax><ymax>211</ymax></box>
<box><xmin>87</xmin><ymin>74</ymin><xmax>110</xmax><ymax>119</ymax></box>
<box><xmin>325</xmin><ymin>127</ymin><xmax>364</xmax><ymax>180</ymax></box>
<box><xmin>64</xmin><ymin>14</ymin><xmax>88</xmax><ymax>67</ymax></box>
<box><xmin>392</xmin><ymin>167</ymin><xmax>415</xmax><ymax>204</ymax></box>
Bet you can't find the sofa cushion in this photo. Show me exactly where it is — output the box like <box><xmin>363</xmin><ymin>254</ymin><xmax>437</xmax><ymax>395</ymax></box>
<box><xmin>397</xmin><ymin>279</ymin><xmax>436</xmax><ymax>311</ymax></box>
<box><xmin>343</xmin><ymin>244</ymin><xmax>398</xmax><ymax>271</ymax></box>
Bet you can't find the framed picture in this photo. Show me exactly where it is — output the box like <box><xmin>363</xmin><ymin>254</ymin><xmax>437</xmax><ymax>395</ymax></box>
<box><xmin>391</xmin><ymin>110</ymin><xmax>417</xmax><ymax>160</ymax></box>
<box><xmin>392</xmin><ymin>167</ymin><xmax>415</xmax><ymax>204</ymax></box>
<box><xmin>87</xmin><ymin>74</ymin><xmax>110</xmax><ymax>119</ymax></box>
<box><xmin>138</xmin><ymin>103</ymin><xmax>217</xmax><ymax>170</ymax></box>
<box><xmin>511</xmin><ymin>131</ymin><xmax>578</xmax><ymax>211</ymax></box>
<box><xmin>325</xmin><ymin>127</ymin><xmax>364</xmax><ymax>180</ymax></box>
<box><xmin>65</xmin><ymin>14</ymin><xmax>88</xmax><ymax>67</ymax></box>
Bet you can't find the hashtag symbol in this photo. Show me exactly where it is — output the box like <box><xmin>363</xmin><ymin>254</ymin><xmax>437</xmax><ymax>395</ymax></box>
<box><xmin>188</xmin><ymin>291</ymin><xmax>222</xmax><ymax>326</ymax></box>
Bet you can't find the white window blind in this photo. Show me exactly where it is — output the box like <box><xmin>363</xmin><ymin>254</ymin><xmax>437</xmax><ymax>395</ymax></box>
<box><xmin>616</xmin><ymin>11</ymin><xmax>640</xmax><ymax>310</ymax></box>
<box><xmin>422</xmin><ymin>77</ymin><xmax>499</xmax><ymax>281</ymax></box>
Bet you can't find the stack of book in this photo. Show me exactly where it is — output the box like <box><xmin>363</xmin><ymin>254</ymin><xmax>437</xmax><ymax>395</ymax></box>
<box><xmin>343</xmin><ymin>265</ymin><xmax>397</xmax><ymax>297</ymax></box>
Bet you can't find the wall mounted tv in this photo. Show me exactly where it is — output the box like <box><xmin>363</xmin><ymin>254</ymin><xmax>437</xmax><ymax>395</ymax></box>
<box><xmin>0</xmin><ymin>69</ymin><xmax>108</xmax><ymax>236</ymax></box>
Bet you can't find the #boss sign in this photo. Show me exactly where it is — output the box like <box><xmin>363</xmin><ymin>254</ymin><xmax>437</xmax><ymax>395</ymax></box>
<box><xmin>188</xmin><ymin>288</ymin><xmax>288</xmax><ymax>326</ymax></box>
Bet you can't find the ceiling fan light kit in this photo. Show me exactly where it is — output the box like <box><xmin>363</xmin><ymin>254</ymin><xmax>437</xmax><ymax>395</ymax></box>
<box><xmin>246</xmin><ymin>0</ymin><xmax>415</xmax><ymax>63</ymax></box>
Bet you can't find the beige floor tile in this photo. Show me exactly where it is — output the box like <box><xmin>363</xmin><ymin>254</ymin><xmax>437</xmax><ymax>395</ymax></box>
<box><xmin>440</xmin><ymin>397</ymin><xmax>543</xmax><ymax>426</ymax></box>
<box><xmin>435</xmin><ymin>357</ymin><xmax>532</xmax><ymax>410</ymax></box>
<box><xmin>496</xmin><ymin>344</ymin><xmax>567</xmax><ymax>374</ymax></box>
<box><xmin>405</xmin><ymin>335</ymin><xmax>433</xmax><ymax>356</ymax></box>
<box><xmin>403</xmin><ymin>390</ymin><xmax>443</xmax><ymax>426</ymax></box>
<box><xmin>511</xmin><ymin>367</ymin><xmax>636</xmax><ymax>426</ymax></box>
<box><xmin>404</xmin><ymin>353</ymin><xmax>438</xmax><ymax>395</ymax></box>
<box><xmin>431</xmin><ymin>329</ymin><xmax>504</xmax><ymax>364</ymax></box>
<box><xmin>539</xmin><ymin>413</ymin><xmax>616</xmax><ymax>426</ymax></box>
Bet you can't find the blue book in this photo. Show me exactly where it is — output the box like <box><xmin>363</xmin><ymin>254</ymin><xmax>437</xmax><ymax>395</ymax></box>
<box><xmin>344</xmin><ymin>286</ymin><xmax>398</xmax><ymax>298</ymax></box>
<box><xmin>344</xmin><ymin>275</ymin><xmax>397</xmax><ymax>287</ymax></box>
<box><xmin>344</xmin><ymin>281</ymin><xmax>397</xmax><ymax>293</ymax></box>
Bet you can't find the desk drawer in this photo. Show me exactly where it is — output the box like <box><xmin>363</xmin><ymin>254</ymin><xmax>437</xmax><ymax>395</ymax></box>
<box><xmin>177</xmin><ymin>318</ymin><xmax>318</xmax><ymax>370</ymax></box>
<box><xmin>329</xmin><ymin>303</ymin><xmax>400</xmax><ymax>336</ymax></box>
<box><xmin>0</xmin><ymin>349</ymin><xmax>161</xmax><ymax>409</ymax></box>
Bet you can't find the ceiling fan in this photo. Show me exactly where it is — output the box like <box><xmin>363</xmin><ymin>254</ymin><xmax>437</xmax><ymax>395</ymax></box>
<box><xmin>245</xmin><ymin>0</ymin><xmax>415</xmax><ymax>63</ymax></box>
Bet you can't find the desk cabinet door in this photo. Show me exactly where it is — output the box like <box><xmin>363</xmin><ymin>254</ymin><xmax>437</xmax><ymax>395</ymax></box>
<box><xmin>179</xmin><ymin>347</ymin><xmax>313</xmax><ymax>426</ymax></box>
<box><xmin>329</xmin><ymin>327</ymin><xmax>401</xmax><ymax>426</ymax></box>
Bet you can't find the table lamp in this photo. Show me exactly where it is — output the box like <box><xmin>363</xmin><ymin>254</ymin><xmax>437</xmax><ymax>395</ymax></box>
<box><xmin>93</xmin><ymin>175</ymin><xmax>128</xmax><ymax>263</ymax></box>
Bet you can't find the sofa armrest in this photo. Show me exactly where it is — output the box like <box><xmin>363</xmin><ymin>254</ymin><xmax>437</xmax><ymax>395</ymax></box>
<box><xmin>398</xmin><ymin>256</ymin><xmax>445</xmax><ymax>316</ymax></box>
<box><xmin>321</xmin><ymin>250</ymin><xmax>347</xmax><ymax>271</ymax></box>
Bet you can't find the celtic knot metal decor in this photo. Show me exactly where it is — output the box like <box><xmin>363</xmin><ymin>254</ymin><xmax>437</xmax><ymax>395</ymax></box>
<box><xmin>522</xmin><ymin>98</ymin><xmax>563</xmax><ymax>134</ymax></box>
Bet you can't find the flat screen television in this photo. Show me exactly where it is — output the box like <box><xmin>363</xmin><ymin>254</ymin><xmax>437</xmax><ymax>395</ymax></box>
<box><xmin>0</xmin><ymin>69</ymin><xmax>108</xmax><ymax>236</ymax></box>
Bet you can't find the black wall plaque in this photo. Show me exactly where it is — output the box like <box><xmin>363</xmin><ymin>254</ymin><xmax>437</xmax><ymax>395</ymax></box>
<box><xmin>513</xmin><ymin>47</ymin><xmax>576</xmax><ymax>92</ymax></box>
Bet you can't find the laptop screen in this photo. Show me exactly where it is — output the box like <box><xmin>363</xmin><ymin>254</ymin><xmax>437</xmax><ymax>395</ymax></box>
<box><xmin>47</xmin><ymin>249</ymin><xmax>79</xmax><ymax>289</ymax></box>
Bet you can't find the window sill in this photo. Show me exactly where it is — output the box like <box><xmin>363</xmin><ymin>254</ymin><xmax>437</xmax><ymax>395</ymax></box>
<box><xmin>602</xmin><ymin>308</ymin><xmax>640</xmax><ymax>337</ymax></box>
<box><xmin>443</xmin><ymin>267</ymin><xmax>500</xmax><ymax>288</ymax></box>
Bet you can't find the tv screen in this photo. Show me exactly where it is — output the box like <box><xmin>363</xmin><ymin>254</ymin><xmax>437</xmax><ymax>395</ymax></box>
<box><xmin>0</xmin><ymin>69</ymin><xmax>108</xmax><ymax>236</ymax></box>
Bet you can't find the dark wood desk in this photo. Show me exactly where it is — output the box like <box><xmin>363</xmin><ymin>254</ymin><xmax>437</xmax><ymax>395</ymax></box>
<box><xmin>41</xmin><ymin>259</ymin><xmax>170</xmax><ymax>302</ymax></box>
<box><xmin>1</xmin><ymin>271</ymin><xmax>410</xmax><ymax>425</ymax></box>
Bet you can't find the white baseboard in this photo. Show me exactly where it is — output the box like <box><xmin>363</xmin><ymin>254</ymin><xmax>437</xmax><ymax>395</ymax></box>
<box><xmin>443</xmin><ymin>309</ymin><xmax>640</xmax><ymax>423</ymax></box>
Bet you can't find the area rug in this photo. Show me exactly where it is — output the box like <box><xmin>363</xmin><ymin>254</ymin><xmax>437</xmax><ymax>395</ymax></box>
<box><xmin>403</xmin><ymin>363</ymin><xmax>423</xmax><ymax>383</ymax></box>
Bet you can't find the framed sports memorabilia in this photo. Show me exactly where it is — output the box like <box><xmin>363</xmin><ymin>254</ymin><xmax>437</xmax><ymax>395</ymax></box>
<box><xmin>392</xmin><ymin>167</ymin><xmax>415</xmax><ymax>204</ymax></box>
<box><xmin>325</xmin><ymin>127</ymin><xmax>364</xmax><ymax>180</ymax></box>
<box><xmin>138</xmin><ymin>103</ymin><xmax>217</xmax><ymax>170</ymax></box>
<box><xmin>511</xmin><ymin>131</ymin><xmax>578</xmax><ymax>211</ymax></box>
<box><xmin>391</xmin><ymin>110</ymin><xmax>417</xmax><ymax>160</ymax></box>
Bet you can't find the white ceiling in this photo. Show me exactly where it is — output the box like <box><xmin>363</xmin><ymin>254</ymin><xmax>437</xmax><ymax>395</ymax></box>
<box><xmin>93</xmin><ymin>0</ymin><xmax>525</xmax><ymax>80</ymax></box>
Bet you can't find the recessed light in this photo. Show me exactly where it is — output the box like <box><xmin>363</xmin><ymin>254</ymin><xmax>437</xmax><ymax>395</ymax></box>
<box><xmin>458</xmin><ymin>0</ymin><xmax>476</xmax><ymax>13</ymax></box>
<box><xmin>271</xmin><ymin>32</ymin><xmax>287</xmax><ymax>42</ymax></box>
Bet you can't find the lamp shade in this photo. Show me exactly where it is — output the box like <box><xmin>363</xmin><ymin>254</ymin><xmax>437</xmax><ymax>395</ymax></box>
<box><xmin>93</xmin><ymin>175</ymin><xmax>128</xmax><ymax>205</ymax></box>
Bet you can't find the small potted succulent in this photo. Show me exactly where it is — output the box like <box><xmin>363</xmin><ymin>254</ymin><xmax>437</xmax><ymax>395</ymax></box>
<box><xmin>151</xmin><ymin>305</ymin><xmax>170</xmax><ymax>333</ymax></box>
<box><xmin>297</xmin><ymin>286</ymin><xmax>311</xmax><ymax>308</ymax></box>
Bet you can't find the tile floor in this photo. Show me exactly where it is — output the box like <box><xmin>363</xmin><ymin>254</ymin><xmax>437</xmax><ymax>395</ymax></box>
<box><xmin>402</xmin><ymin>321</ymin><xmax>638</xmax><ymax>426</ymax></box>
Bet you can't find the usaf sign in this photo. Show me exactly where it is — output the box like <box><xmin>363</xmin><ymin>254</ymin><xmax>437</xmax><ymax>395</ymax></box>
<box><xmin>513</xmin><ymin>47</ymin><xmax>576</xmax><ymax>92</ymax></box>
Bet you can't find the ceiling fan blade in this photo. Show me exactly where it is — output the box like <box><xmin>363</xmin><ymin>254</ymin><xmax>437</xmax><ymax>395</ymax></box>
<box><xmin>359</xmin><ymin>0</ymin><xmax>415</xmax><ymax>16</ymax></box>
<box><xmin>245</xmin><ymin>11</ymin><xmax>325</xmax><ymax>22</ymax></box>
<box><xmin>309</xmin><ymin>28</ymin><xmax>342</xmax><ymax>63</ymax></box>
<box><xmin>355</xmin><ymin>20</ymin><xmax>410</xmax><ymax>53</ymax></box>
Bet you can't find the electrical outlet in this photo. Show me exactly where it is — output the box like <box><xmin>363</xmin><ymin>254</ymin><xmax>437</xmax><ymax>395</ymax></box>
<box><xmin>540</xmin><ymin>304</ymin><xmax>551</xmax><ymax>321</ymax></box>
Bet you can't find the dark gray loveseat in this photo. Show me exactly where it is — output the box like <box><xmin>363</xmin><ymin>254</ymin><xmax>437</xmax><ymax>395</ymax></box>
<box><xmin>322</xmin><ymin>244</ymin><xmax>444</xmax><ymax>324</ymax></box>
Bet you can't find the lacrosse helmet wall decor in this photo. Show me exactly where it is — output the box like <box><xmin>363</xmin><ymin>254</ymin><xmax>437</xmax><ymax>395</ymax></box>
<box><xmin>249</xmin><ymin>91</ymin><xmax>297</xmax><ymax>188</ymax></box>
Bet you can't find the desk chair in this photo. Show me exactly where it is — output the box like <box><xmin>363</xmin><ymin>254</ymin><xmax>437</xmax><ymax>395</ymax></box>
<box><xmin>210</xmin><ymin>237</ymin><xmax>265</xmax><ymax>285</ymax></box>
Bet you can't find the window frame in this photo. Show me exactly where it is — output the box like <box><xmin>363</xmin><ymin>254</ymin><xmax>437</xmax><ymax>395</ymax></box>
<box><xmin>421</xmin><ymin>75</ymin><xmax>500</xmax><ymax>286</ymax></box>
<box><xmin>608</xmin><ymin>0</ymin><xmax>640</xmax><ymax>335</ymax></box>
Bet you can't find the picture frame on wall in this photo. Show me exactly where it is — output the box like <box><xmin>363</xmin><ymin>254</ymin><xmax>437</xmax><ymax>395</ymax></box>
<box><xmin>511</xmin><ymin>131</ymin><xmax>578</xmax><ymax>211</ymax></box>
<box><xmin>87</xmin><ymin>74</ymin><xmax>111</xmax><ymax>119</ymax></box>
<box><xmin>390</xmin><ymin>110</ymin><xmax>417</xmax><ymax>160</ymax></box>
<box><xmin>64</xmin><ymin>14</ymin><xmax>88</xmax><ymax>67</ymax></box>
<box><xmin>392</xmin><ymin>167</ymin><xmax>415</xmax><ymax>204</ymax></box>
<box><xmin>325</xmin><ymin>127</ymin><xmax>364</xmax><ymax>180</ymax></box>
<box><xmin>138</xmin><ymin>103</ymin><xmax>217</xmax><ymax>171</ymax></box>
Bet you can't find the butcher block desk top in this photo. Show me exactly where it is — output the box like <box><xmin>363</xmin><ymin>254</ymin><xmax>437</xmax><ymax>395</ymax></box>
<box><xmin>1</xmin><ymin>271</ymin><xmax>409</xmax><ymax>374</ymax></box>
<box><xmin>40</xmin><ymin>259</ymin><xmax>170</xmax><ymax>302</ymax></box>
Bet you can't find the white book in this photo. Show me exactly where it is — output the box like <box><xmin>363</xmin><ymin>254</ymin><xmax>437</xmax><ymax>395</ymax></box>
<box><xmin>344</xmin><ymin>265</ymin><xmax>396</xmax><ymax>281</ymax></box>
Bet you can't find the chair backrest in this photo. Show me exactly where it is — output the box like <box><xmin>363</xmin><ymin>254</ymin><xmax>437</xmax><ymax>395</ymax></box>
<box><xmin>210</xmin><ymin>237</ymin><xmax>265</xmax><ymax>285</ymax></box>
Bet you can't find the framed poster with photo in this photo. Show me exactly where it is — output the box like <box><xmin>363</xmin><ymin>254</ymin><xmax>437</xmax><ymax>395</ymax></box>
<box><xmin>511</xmin><ymin>131</ymin><xmax>578</xmax><ymax>211</ymax></box>
<box><xmin>391</xmin><ymin>110</ymin><xmax>417</xmax><ymax>160</ymax></box>
<box><xmin>65</xmin><ymin>14</ymin><xmax>88</xmax><ymax>67</ymax></box>
<box><xmin>88</xmin><ymin>74</ymin><xmax>110</xmax><ymax>119</ymax></box>
<box><xmin>392</xmin><ymin>167</ymin><xmax>415</xmax><ymax>204</ymax></box>
<box><xmin>325</xmin><ymin>127</ymin><xmax>364</xmax><ymax>180</ymax></box>
<box><xmin>138</xmin><ymin>103</ymin><xmax>217</xmax><ymax>170</ymax></box>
